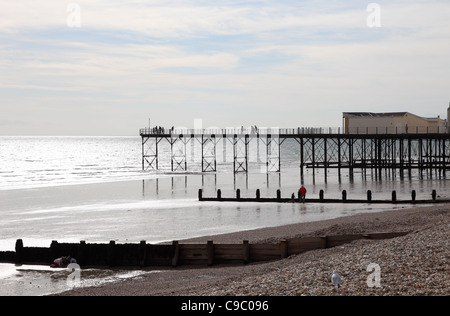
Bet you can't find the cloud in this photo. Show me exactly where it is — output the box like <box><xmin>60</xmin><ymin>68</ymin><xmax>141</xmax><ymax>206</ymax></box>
<box><xmin>0</xmin><ymin>1</ymin><xmax>449</xmax><ymax>135</ymax></box>
<box><xmin>0</xmin><ymin>1</ymin><xmax>376</xmax><ymax>36</ymax></box>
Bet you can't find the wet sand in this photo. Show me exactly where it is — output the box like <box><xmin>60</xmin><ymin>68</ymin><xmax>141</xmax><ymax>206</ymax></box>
<box><xmin>55</xmin><ymin>204</ymin><xmax>449</xmax><ymax>296</ymax></box>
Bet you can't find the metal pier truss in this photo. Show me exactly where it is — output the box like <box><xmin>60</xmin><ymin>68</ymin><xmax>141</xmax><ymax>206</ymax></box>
<box><xmin>140</xmin><ymin>129</ymin><xmax>449</xmax><ymax>178</ymax></box>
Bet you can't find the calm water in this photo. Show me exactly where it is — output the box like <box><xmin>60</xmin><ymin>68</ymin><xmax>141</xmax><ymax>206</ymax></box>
<box><xmin>0</xmin><ymin>136</ymin><xmax>448</xmax><ymax>250</ymax></box>
<box><xmin>0</xmin><ymin>136</ymin><xmax>448</xmax><ymax>295</ymax></box>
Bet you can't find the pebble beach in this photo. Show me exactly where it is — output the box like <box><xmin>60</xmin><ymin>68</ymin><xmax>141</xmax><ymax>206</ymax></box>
<box><xmin>57</xmin><ymin>204</ymin><xmax>449</xmax><ymax>296</ymax></box>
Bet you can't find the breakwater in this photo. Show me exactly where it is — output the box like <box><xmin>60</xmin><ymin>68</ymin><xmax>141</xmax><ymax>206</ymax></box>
<box><xmin>0</xmin><ymin>232</ymin><xmax>408</xmax><ymax>268</ymax></box>
<box><xmin>198</xmin><ymin>189</ymin><xmax>449</xmax><ymax>204</ymax></box>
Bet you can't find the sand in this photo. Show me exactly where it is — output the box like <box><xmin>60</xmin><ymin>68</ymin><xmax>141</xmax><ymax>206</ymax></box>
<box><xmin>55</xmin><ymin>204</ymin><xmax>449</xmax><ymax>296</ymax></box>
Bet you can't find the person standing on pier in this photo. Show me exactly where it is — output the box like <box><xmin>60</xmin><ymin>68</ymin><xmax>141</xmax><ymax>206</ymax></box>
<box><xmin>299</xmin><ymin>186</ymin><xmax>307</xmax><ymax>203</ymax></box>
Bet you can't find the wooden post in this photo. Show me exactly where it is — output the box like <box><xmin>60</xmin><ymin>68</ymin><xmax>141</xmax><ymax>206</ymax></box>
<box><xmin>78</xmin><ymin>241</ymin><xmax>86</xmax><ymax>266</ymax></box>
<box><xmin>15</xmin><ymin>239</ymin><xmax>23</xmax><ymax>264</ymax></box>
<box><xmin>108</xmin><ymin>240</ymin><xmax>116</xmax><ymax>267</ymax></box>
<box><xmin>172</xmin><ymin>241</ymin><xmax>179</xmax><ymax>267</ymax></box>
<box><xmin>139</xmin><ymin>240</ymin><xmax>146</xmax><ymax>267</ymax></box>
<box><xmin>147</xmin><ymin>244</ymin><xmax>153</xmax><ymax>265</ymax></box>
<box><xmin>411</xmin><ymin>190</ymin><xmax>416</xmax><ymax>202</ymax></box>
<box><xmin>207</xmin><ymin>241</ymin><xmax>214</xmax><ymax>266</ymax></box>
<box><xmin>50</xmin><ymin>240</ymin><xmax>59</xmax><ymax>262</ymax></box>
<box><xmin>243</xmin><ymin>240</ymin><xmax>250</xmax><ymax>264</ymax></box>
<box><xmin>198</xmin><ymin>189</ymin><xmax>203</xmax><ymax>201</ymax></box>
<box><xmin>280</xmin><ymin>240</ymin><xmax>288</xmax><ymax>259</ymax></box>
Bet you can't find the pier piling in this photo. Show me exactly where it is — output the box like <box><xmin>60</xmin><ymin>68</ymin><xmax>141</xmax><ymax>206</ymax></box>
<box><xmin>140</xmin><ymin>128</ymin><xmax>449</xmax><ymax>179</ymax></box>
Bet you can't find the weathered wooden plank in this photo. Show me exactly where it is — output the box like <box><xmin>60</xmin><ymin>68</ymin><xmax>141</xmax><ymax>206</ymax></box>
<box><xmin>364</xmin><ymin>232</ymin><xmax>409</xmax><ymax>240</ymax></box>
<box><xmin>326</xmin><ymin>234</ymin><xmax>365</xmax><ymax>247</ymax></box>
<box><xmin>250</xmin><ymin>244</ymin><xmax>281</xmax><ymax>261</ymax></box>
<box><xmin>213</xmin><ymin>244</ymin><xmax>244</xmax><ymax>262</ymax></box>
<box><xmin>280</xmin><ymin>240</ymin><xmax>288</xmax><ymax>259</ymax></box>
<box><xmin>287</xmin><ymin>237</ymin><xmax>325</xmax><ymax>254</ymax></box>
<box><xmin>207</xmin><ymin>241</ymin><xmax>214</xmax><ymax>266</ymax></box>
<box><xmin>243</xmin><ymin>240</ymin><xmax>250</xmax><ymax>264</ymax></box>
<box><xmin>179</xmin><ymin>244</ymin><xmax>208</xmax><ymax>260</ymax></box>
<box><xmin>147</xmin><ymin>244</ymin><xmax>172</xmax><ymax>266</ymax></box>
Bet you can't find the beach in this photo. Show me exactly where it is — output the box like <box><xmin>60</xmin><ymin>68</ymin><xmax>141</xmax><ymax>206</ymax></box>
<box><xmin>56</xmin><ymin>203</ymin><xmax>449</xmax><ymax>296</ymax></box>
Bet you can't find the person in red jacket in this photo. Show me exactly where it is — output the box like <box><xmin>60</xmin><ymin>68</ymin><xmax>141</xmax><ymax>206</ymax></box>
<box><xmin>299</xmin><ymin>186</ymin><xmax>307</xmax><ymax>203</ymax></box>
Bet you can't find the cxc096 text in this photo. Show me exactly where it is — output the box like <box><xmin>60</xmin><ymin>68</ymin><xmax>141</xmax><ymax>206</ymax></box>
<box><xmin>225</xmin><ymin>300</ymin><xmax>269</xmax><ymax>311</ymax></box>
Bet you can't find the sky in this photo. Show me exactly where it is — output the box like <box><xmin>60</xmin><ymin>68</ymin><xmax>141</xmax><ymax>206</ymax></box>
<box><xmin>1</xmin><ymin>0</ymin><xmax>450</xmax><ymax>136</ymax></box>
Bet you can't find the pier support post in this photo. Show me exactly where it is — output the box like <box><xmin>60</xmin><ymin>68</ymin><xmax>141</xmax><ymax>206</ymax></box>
<box><xmin>141</xmin><ymin>136</ymin><xmax>161</xmax><ymax>171</ymax></box>
<box><xmin>266</xmin><ymin>134</ymin><xmax>281</xmax><ymax>173</ymax></box>
<box><xmin>201</xmin><ymin>134</ymin><xmax>218</xmax><ymax>172</ymax></box>
<box><xmin>300</xmin><ymin>138</ymin><xmax>305</xmax><ymax>180</ymax></box>
<box><xmin>171</xmin><ymin>135</ymin><xmax>189</xmax><ymax>172</ymax></box>
<box><xmin>233</xmin><ymin>134</ymin><xmax>249</xmax><ymax>173</ymax></box>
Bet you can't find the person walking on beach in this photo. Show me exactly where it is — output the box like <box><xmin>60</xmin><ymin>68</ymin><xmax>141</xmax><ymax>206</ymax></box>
<box><xmin>299</xmin><ymin>185</ymin><xmax>307</xmax><ymax>203</ymax></box>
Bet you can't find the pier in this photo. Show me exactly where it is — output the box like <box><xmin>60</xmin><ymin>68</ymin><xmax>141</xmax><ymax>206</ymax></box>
<box><xmin>140</xmin><ymin>127</ymin><xmax>450</xmax><ymax>179</ymax></box>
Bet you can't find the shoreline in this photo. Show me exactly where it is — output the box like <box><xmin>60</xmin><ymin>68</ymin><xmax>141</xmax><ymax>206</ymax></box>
<box><xmin>56</xmin><ymin>204</ymin><xmax>449</xmax><ymax>296</ymax></box>
<box><xmin>175</xmin><ymin>204</ymin><xmax>434</xmax><ymax>244</ymax></box>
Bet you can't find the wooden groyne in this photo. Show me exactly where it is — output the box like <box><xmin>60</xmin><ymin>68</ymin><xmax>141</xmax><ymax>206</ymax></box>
<box><xmin>1</xmin><ymin>232</ymin><xmax>408</xmax><ymax>268</ymax></box>
<box><xmin>198</xmin><ymin>189</ymin><xmax>450</xmax><ymax>205</ymax></box>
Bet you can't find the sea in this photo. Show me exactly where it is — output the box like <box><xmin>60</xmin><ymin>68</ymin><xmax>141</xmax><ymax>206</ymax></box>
<box><xmin>0</xmin><ymin>136</ymin><xmax>448</xmax><ymax>295</ymax></box>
